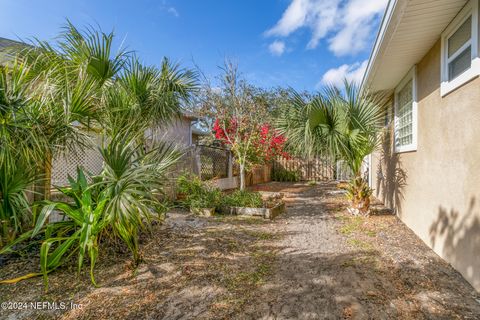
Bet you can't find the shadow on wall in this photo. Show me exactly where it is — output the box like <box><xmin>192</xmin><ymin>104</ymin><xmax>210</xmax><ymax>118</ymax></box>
<box><xmin>375</xmin><ymin>127</ymin><xmax>408</xmax><ymax>213</ymax></box>
<box><xmin>430</xmin><ymin>198</ymin><xmax>480</xmax><ymax>290</ymax></box>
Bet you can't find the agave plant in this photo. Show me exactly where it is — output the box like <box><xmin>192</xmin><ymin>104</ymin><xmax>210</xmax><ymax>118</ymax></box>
<box><xmin>0</xmin><ymin>168</ymin><xmax>107</xmax><ymax>289</ymax></box>
<box><xmin>0</xmin><ymin>129</ymin><xmax>180</xmax><ymax>289</ymax></box>
<box><xmin>277</xmin><ymin>81</ymin><xmax>384</xmax><ymax>215</ymax></box>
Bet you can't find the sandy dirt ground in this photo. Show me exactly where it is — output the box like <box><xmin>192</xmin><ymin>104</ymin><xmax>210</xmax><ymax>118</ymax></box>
<box><xmin>244</xmin><ymin>182</ymin><xmax>480</xmax><ymax>319</ymax></box>
<box><xmin>1</xmin><ymin>182</ymin><xmax>480</xmax><ymax>319</ymax></box>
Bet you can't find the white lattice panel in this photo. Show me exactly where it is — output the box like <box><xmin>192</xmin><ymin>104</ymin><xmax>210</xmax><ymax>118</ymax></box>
<box><xmin>51</xmin><ymin>136</ymin><xmax>104</xmax><ymax>187</ymax></box>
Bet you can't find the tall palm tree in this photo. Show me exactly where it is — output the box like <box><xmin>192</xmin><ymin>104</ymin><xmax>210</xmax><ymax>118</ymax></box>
<box><xmin>0</xmin><ymin>21</ymin><xmax>198</xmax><ymax>246</ymax></box>
<box><xmin>112</xmin><ymin>57</ymin><xmax>198</xmax><ymax>137</ymax></box>
<box><xmin>277</xmin><ymin>81</ymin><xmax>385</xmax><ymax>215</ymax></box>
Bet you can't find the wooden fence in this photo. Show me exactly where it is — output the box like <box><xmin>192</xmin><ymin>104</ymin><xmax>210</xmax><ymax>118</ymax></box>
<box><xmin>272</xmin><ymin>156</ymin><xmax>353</xmax><ymax>181</ymax></box>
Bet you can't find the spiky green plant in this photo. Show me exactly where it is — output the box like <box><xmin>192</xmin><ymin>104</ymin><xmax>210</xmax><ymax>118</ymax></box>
<box><xmin>277</xmin><ymin>81</ymin><xmax>384</xmax><ymax>215</ymax></box>
<box><xmin>0</xmin><ymin>130</ymin><xmax>180</xmax><ymax>289</ymax></box>
<box><xmin>0</xmin><ymin>160</ymin><xmax>36</xmax><ymax>246</ymax></box>
<box><xmin>98</xmin><ymin>130</ymin><xmax>181</xmax><ymax>261</ymax></box>
<box><xmin>0</xmin><ymin>168</ymin><xmax>107</xmax><ymax>289</ymax></box>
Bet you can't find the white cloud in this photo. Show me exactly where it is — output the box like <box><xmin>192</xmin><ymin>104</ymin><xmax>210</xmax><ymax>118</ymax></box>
<box><xmin>268</xmin><ymin>40</ymin><xmax>286</xmax><ymax>56</ymax></box>
<box><xmin>167</xmin><ymin>7</ymin><xmax>179</xmax><ymax>17</ymax></box>
<box><xmin>160</xmin><ymin>1</ymin><xmax>179</xmax><ymax>17</ymax></box>
<box><xmin>319</xmin><ymin>60</ymin><xmax>368</xmax><ymax>87</ymax></box>
<box><xmin>266</xmin><ymin>0</ymin><xmax>387</xmax><ymax>56</ymax></box>
<box><xmin>329</xmin><ymin>0</ymin><xmax>386</xmax><ymax>55</ymax></box>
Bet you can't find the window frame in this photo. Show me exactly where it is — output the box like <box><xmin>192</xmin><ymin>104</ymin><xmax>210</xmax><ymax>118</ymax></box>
<box><xmin>394</xmin><ymin>66</ymin><xmax>418</xmax><ymax>153</ymax></box>
<box><xmin>440</xmin><ymin>0</ymin><xmax>480</xmax><ymax>96</ymax></box>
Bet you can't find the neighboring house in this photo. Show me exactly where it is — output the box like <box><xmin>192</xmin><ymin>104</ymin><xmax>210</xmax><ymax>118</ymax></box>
<box><xmin>0</xmin><ymin>37</ymin><xmax>26</xmax><ymax>64</ymax></box>
<box><xmin>53</xmin><ymin>114</ymin><xmax>200</xmax><ymax>186</ymax></box>
<box><xmin>363</xmin><ymin>0</ymin><xmax>480</xmax><ymax>291</ymax></box>
<box><xmin>191</xmin><ymin>127</ymin><xmax>209</xmax><ymax>145</ymax></box>
<box><xmin>146</xmin><ymin>113</ymin><xmax>200</xmax><ymax>147</ymax></box>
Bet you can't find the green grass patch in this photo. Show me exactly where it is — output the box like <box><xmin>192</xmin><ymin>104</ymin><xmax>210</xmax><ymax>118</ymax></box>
<box><xmin>347</xmin><ymin>238</ymin><xmax>374</xmax><ymax>251</ymax></box>
<box><xmin>242</xmin><ymin>229</ymin><xmax>276</xmax><ymax>240</ymax></box>
<box><xmin>339</xmin><ymin>216</ymin><xmax>363</xmax><ymax>235</ymax></box>
<box><xmin>341</xmin><ymin>254</ymin><xmax>378</xmax><ymax>268</ymax></box>
<box><xmin>223</xmin><ymin>250</ymin><xmax>274</xmax><ymax>292</ymax></box>
<box><xmin>365</xmin><ymin>230</ymin><xmax>377</xmax><ymax>237</ymax></box>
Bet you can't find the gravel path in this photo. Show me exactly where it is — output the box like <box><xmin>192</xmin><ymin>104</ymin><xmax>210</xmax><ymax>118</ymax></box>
<box><xmin>243</xmin><ymin>182</ymin><xmax>480</xmax><ymax>320</ymax></box>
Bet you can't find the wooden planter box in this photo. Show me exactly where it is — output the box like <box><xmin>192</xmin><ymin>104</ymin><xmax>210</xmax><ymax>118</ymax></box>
<box><xmin>190</xmin><ymin>207</ymin><xmax>215</xmax><ymax>217</ymax></box>
<box><xmin>225</xmin><ymin>202</ymin><xmax>285</xmax><ymax>219</ymax></box>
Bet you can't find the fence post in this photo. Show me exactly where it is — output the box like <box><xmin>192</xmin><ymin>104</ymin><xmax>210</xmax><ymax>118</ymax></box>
<box><xmin>227</xmin><ymin>151</ymin><xmax>233</xmax><ymax>178</ymax></box>
<box><xmin>194</xmin><ymin>147</ymin><xmax>202</xmax><ymax>179</ymax></box>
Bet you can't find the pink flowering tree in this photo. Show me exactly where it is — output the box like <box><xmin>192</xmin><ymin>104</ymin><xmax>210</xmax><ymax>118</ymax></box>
<box><xmin>213</xmin><ymin>118</ymin><xmax>287</xmax><ymax>190</ymax></box>
<box><xmin>200</xmin><ymin>60</ymin><xmax>288</xmax><ymax>190</ymax></box>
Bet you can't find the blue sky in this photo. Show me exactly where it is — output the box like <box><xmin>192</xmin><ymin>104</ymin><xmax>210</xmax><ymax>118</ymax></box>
<box><xmin>0</xmin><ymin>0</ymin><xmax>387</xmax><ymax>91</ymax></box>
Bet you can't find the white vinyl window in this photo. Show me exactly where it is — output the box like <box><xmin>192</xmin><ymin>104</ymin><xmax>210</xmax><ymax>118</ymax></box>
<box><xmin>394</xmin><ymin>67</ymin><xmax>417</xmax><ymax>153</ymax></box>
<box><xmin>441</xmin><ymin>0</ymin><xmax>480</xmax><ymax>96</ymax></box>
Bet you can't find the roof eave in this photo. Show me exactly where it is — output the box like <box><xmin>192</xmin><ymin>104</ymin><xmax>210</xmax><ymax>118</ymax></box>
<box><xmin>361</xmin><ymin>0</ymin><xmax>400</xmax><ymax>91</ymax></box>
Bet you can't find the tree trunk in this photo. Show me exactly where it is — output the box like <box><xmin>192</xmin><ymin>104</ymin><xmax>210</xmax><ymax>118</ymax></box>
<box><xmin>35</xmin><ymin>151</ymin><xmax>52</xmax><ymax>201</ymax></box>
<box><xmin>239</xmin><ymin>162</ymin><xmax>246</xmax><ymax>191</ymax></box>
<box><xmin>347</xmin><ymin>174</ymin><xmax>372</xmax><ymax>216</ymax></box>
<box><xmin>43</xmin><ymin>153</ymin><xmax>52</xmax><ymax>200</ymax></box>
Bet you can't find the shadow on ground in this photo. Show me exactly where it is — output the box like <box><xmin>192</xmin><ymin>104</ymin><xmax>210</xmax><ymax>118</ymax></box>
<box><xmin>1</xmin><ymin>182</ymin><xmax>479</xmax><ymax>320</ymax></box>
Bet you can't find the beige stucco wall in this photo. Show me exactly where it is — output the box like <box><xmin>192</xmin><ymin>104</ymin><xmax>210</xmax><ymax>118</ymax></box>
<box><xmin>148</xmin><ymin>117</ymin><xmax>192</xmax><ymax>147</ymax></box>
<box><xmin>372</xmin><ymin>39</ymin><xmax>480</xmax><ymax>291</ymax></box>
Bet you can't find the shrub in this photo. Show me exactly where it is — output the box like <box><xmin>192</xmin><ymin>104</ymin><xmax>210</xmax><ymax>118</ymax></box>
<box><xmin>0</xmin><ymin>132</ymin><xmax>179</xmax><ymax>289</ymax></box>
<box><xmin>222</xmin><ymin>190</ymin><xmax>263</xmax><ymax>208</ymax></box>
<box><xmin>0</xmin><ymin>160</ymin><xmax>36</xmax><ymax>246</ymax></box>
<box><xmin>272</xmin><ymin>167</ymin><xmax>300</xmax><ymax>182</ymax></box>
<box><xmin>176</xmin><ymin>173</ymin><xmax>222</xmax><ymax>210</ymax></box>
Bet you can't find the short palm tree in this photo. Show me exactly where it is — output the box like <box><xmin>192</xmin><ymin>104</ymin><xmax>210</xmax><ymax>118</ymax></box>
<box><xmin>277</xmin><ymin>81</ymin><xmax>384</xmax><ymax>215</ymax></box>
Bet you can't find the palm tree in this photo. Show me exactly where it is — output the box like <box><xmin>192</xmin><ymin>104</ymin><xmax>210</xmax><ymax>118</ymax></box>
<box><xmin>110</xmin><ymin>56</ymin><xmax>198</xmax><ymax>139</ymax></box>
<box><xmin>0</xmin><ymin>21</ymin><xmax>197</xmax><ymax>247</ymax></box>
<box><xmin>0</xmin><ymin>59</ymin><xmax>46</xmax><ymax>244</ymax></box>
<box><xmin>277</xmin><ymin>81</ymin><xmax>385</xmax><ymax>215</ymax></box>
<box><xmin>18</xmin><ymin>22</ymin><xmax>122</xmax><ymax>200</ymax></box>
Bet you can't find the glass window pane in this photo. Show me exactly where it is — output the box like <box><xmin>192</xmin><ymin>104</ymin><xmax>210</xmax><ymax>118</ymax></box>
<box><xmin>448</xmin><ymin>46</ymin><xmax>471</xmax><ymax>80</ymax></box>
<box><xmin>396</xmin><ymin>79</ymin><xmax>413</xmax><ymax>148</ymax></box>
<box><xmin>448</xmin><ymin>16</ymin><xmax>471</xmax><ymax>57</ymax></box>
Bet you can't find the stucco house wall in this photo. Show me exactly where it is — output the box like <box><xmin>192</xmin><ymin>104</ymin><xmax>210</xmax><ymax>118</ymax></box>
<box><xmin>148</xmin><ymin>116</ymin><xmax>193</xmax><ymax>147</ymax></box>
<box><xmin>371</xmin><ymin>39</ymin><xmax>480</xmax><ymax>291</ymax></box>
<box><xmin>52</xmin><ymin>116</ymin><xmax>195</xmax><ymax>187</ymax></box>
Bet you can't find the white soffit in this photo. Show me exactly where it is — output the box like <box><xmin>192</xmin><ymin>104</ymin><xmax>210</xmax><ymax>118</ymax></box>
<box><xmin>364</xmin><ymin>0</ymin><xmax>468</xmax><ymax>91</ymax></box>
